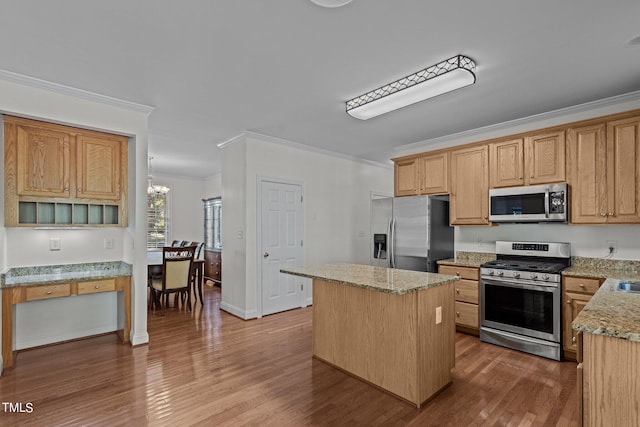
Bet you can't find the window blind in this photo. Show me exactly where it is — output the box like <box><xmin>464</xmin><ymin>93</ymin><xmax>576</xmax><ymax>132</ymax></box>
<box><xmin>147</xmin><ymin>192</ymin><xmax>169</xmax><ymax>250</ymax></box>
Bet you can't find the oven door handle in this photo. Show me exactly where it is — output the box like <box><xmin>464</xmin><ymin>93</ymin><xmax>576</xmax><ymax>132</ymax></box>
<box><xmin>481</xmin><ymin>277</ymin><xmax>558</xmax><ymax>292</ymax></box>
<box><xmin>544</xmin><ymin>189</ymin><xmax>550</xmax><ymax>218</ymax></box>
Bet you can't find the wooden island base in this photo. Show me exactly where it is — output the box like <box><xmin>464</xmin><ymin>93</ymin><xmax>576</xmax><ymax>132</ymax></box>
<box><xmin>312</xmin><ymin>278</ymin><xmax>455</xmax><ymax>408</ymax></box>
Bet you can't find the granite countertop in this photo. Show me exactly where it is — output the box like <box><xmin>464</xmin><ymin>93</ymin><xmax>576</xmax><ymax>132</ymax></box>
<box><xmin>573</xmin><ymin>278</ymin><xmax>640</xmax><ymax>342</ymax></box>
<box><xmin>562</xmin><ymin>256</ymin><xmax>640</xmax><ymax>281</ymax></box>
<box><xmin>437</xmin><ymin>251</ymin><xmax>496</xmax><ymax>268</ymax></box>
<box><xmin>1</xmin><ymin>261</ymin><xmax>132</xmax><ymax>288</ymax></box>
<box><xmin>280</xmin><ymin>263</ymin><xmax>459</xmax><ymax>295</ymax></box>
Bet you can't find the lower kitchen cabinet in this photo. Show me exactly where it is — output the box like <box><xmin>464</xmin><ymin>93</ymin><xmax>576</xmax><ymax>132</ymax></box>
<box><xmin>562</xmin><ymin>275</ymin><xmax>604</xmax><ymax>360</ymax></box>
<box><xmin>204</xmin><ymin>249</ymin><xmax>222</xmax><ymax>285</ymax></box>
<box><xmin>438</xmin><ymin>264</ymin><xmax>479</xmax><ymax>334</ymax></box>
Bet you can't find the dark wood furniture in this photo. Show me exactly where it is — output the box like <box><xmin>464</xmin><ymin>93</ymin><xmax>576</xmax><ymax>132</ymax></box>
<box><xmin>204</xmin><ymin>249</ymin><xmax>221</xmax><ymax>286</ymax></box>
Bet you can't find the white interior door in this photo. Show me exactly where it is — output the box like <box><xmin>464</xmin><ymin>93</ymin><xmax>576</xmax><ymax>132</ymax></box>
<box><xmin>260</xmin><ymin>180</ymin><xmax>304</xmax><ymax>316</ymax></box>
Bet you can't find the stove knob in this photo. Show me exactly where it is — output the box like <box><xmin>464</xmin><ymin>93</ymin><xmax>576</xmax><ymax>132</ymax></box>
<box><xmin>488</xmin><ymin>270</ymin><xmax>495</xmax><ymax>276</ymax></box>
<box><xmin>513</xmin><ymin>272</ymin><xmax>521</xmax><ymax>279</ymax></box>
<box><xmin>497</xmin><ymin>271</ymin><xmax>504</xmax><ymax>277</ymax></box>
<box><xmin>543</xmin><ymin>274</ymin><xmax>550</xmax><ymax>281</ymax></box>
<box><xmin>531</xmin><ymin>274</ymin><xmax>539</xmax><ymax>281</ymax></box>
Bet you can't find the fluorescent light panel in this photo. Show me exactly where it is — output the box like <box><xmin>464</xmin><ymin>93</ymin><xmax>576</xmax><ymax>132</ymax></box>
<box><xmin>346</xmin><ymin>55</ymin><xmax>476</xmax><ymax>120</ymax></box>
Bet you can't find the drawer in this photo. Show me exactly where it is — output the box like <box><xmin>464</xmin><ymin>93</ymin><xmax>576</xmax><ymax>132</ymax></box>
<box><xmin>564</xmin><ymin>276</ymin><xmax>602</xmax><ymax>294</ymax></box>
<box><xmin>26</xmin><ymin>284</ymin><xmax>71</xmax><ymax>301</ymax></box>
<box><xmin>454</xmin><ymin>279</ymin><xmax>478</xmax><ymax>304</ymax></box>
<box><xmin>455</xmin><ymin>301</ymin><xmax>479</xmax><ymax>328</ymax></box>
<box><xmin>78</xmin><ymin>279</ymin><xmax>116</xmax><ymax>295</ymax></box>
<box><xmin>439</xmin><ymin>265</ymin><xmax>479</xmax><ymax>281</ymax></box>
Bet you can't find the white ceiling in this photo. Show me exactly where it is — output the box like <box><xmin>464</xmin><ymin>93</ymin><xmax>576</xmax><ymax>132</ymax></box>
<box><xmin>1</xmin><ymin>1</ymin><xmax>640</xmax><ymax>178</ymax></box>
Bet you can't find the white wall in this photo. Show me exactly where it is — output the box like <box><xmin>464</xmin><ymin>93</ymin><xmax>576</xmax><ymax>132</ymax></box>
<box><xmin>152</xmin><ymin>173</ymin><xmax>206</xmax><ymax>244</ymax></box>
<box><xmin>220</xmin><ymin>134</ymin><xmax>394</xmax><ymax>319</ymax></box>
<box><xmin>221</xmin><ymin>138</ymin><xmax>248</xmax><ymax>318</ymax></box>
<box><xmin>0</xmin><ymin>77</ymin><xmax>151</xmax><ymax>355</ymax></box>
<box><xmin>204</xmin><ymin>173</ymin><xmax>222</xmax><ymax>198</ymax></box>
<box><xmin>456</xmin><ymin>225</ymin><xmax>640</xmax><ymax>260</ymax></box>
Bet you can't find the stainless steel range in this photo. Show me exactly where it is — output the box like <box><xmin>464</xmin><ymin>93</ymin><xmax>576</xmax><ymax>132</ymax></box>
<box><xmin>480</xmin><ymin>241</ymin><xmax>571</xmax><ymax>361</ymax></box>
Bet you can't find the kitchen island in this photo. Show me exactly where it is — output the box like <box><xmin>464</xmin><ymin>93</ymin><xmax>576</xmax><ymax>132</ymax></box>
<box><xmin>281</xmin><ymin>263</ymin><xmax>459</xmax><ymax>407</ymax></box>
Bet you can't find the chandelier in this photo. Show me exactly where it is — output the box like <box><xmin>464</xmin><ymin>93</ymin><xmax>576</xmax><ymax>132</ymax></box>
<box><xmin>147</xmin><ymin>156</ymin><xmax>169</xmax><ymax>195</ymax></box>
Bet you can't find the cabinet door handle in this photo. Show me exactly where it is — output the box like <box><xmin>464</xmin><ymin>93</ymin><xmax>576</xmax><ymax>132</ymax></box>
<box><xmin>78</xmin><ymin>188</ymin><xmax>83</xmax><ymax>192</ymax></box>
<box><xmin>456</xmin><ymin>312</ymin><xmax>460</xmax><ymax>317</ymax></box>
<box><xmin>572</xmin><ymin>336</ymin><xmax>577</xmax><ymax>343</ymax></box>
<box><xmin>64</xmin><ymin>187</ymin><xmax>69</xmax><ymax>191</ymax></box>
<box><xmin>95</xmin><ymin>285</ymin><xmax>100</xmax><ymax>289</ymax></box>
<box><xmin>456</xmin><ymin>288</ymin><xmax>460</xmax><ymax>294</ymax></box>
<box><xmin>566</xmin><ymin>299</ymin><xmax>572</xmax><ymax>304</ymax></box>
<box><xmin>47</xmin><ymin>290</ymin><xmax>53</xmax><ymax>295</ymax></box>
<box><xmin>608</xmin><ymin>212</ymin><xmax>614</xmax><ymax>216</ymax></box>
<box><xmin>601</xmin><ymin>213</ymin><xmax>607</xmax><ymax>217</ymax></box>
<box><xmin>579</xmin><ymin>283</ymin><xmax>585</xmax><ymax>288</ymax></box>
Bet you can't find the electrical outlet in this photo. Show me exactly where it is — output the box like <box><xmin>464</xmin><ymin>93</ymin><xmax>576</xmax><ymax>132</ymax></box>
<box><xmin>104</xmin><ymin>237</ymin><xmax>114</xmax><ymax>249</ymax></box>
<box><xmin>435</xmin><ymin>306</ymin><xmax>442</xmax><ymax>324</ymax></box>
<box><xmin>606</xmin><ymin>240</ymin><xmax>618</xmax><ymax>254</ymax></box>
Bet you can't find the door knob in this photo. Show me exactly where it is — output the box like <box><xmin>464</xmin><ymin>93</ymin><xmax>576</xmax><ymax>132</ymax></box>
<box><xmin>263</xmin><ymin>252</ymin><xmax>270</xmax><ymax>258</ymax></box>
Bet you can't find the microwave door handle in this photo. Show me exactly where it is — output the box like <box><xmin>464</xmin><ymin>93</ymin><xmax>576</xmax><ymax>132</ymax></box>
<box><xmin>544</xmin><ymin>189</ymin><xmax>550</xmax><ymax>218</ymax></box>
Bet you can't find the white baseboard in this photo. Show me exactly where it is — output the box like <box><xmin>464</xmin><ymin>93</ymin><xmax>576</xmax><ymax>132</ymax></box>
<box><xmin>220</xmin><ymin>301</ymin><xmax>258</xmax><ymax>320</ymax></box>
<box><xmin>130</xmin><ymin>331</ymin><xmax>149</xmax><ymax>346</ymax></box>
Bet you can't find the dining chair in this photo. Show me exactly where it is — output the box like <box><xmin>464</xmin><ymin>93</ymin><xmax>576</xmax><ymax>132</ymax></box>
<box><xmin>149</xmin><ymin>245</ymin><xmax>196</xmax><ymax>314</ymax></box>
<box><xmin>171</xmin><ymin>240</ymin><xmax>184</xmax><ymax>247</ymax></box>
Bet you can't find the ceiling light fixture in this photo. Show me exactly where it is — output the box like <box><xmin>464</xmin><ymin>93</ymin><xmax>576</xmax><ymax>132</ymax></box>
<box><xmin>346</xmin><ymin>55</ymin><xmax>476</xmax><ymax>120</ymax></box>
<box><xmin>309</xmin><ymin>0</ymin><xmax>353</xmax><ymax>7</ymax></box>
<box><xmin>147</xmin><ymin>156</ymin><xmax>169</xmax><ymax>195</ymax></box>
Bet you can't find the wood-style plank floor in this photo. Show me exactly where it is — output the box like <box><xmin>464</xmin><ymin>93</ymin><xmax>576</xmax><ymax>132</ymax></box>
<box><xmin>0</xmin><ymin>285</ymin><xmax>579</xmax><ymax>426</ymax></box>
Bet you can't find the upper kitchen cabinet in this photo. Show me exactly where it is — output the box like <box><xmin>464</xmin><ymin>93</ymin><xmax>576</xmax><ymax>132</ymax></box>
<box><xmin>489</xmin><ymin>131</ymin><xmax>565</xmax><ymax>188</ymax></box>
<box><xmin>524</xmin><ymin>130</ymin><xmax>566</xmax><ymax>185</ymax></box>
<box><xmin>450</xmin><ymin>145</ymin><xmax>489</xmax><ymax>225</ymax></box>
<box><xmin>4</xmin><ymin>116</ymin><xmax>128</xmax><ymax>227</ymax></box>
<box><xmin>567</xmin><ymin>116</ymin><xmax>640</xmax><ymax>224</ymax></box>
<box><xmin>489</xmin><ymin>139</ymin><xmax>525</xmax><ymax>188</ymax></box>
<box><xmin>417</xmin><ymin>152</ymin><xmax>448</xmax><ymax>195</ymax></box>
<box><xmin>393</xmin><ymin>152</ymin><xmax>448</xmax><ymax>196</ymax></box>
<box><xmin>75</xmin><ymin>133</ymin><xmax>123</xmax><ymax>201</ymax></box>
<box><xmin>394</xmin><ymin>157</ymin><xmax>419</xmax><ymax>196</ymax></box>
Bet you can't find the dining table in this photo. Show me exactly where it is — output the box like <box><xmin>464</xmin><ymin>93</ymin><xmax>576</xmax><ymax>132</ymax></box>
<box><xmin>147</xmin><ymin>251</ymin><xmax>205</xmax><ymax>306</ymax></box>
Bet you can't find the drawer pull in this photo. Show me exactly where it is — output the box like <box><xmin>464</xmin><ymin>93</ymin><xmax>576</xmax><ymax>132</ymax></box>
<box><xmin>47</xmin><ymin>290</ymin><xmax>53</xmax><ymax>295</ymax></box>
<box><xmin>579</xmin><ymin>283</ymin><xmax>585</xmax><ymax>288</ymax></box>
<box><xmin>95</xmin><ymin>285</ymin><xmax>101</xmax><ymax>289</ymax></box>
<box><xmin>456</xmin><ymin>312</ymin><xmax>460</xmax><ymax>317</ymax></box>
<box><xmin>456</xmin><ymin>288</ymin><xmax>460</xmax><ymax>294</ymax></box>
<box><xmin>455</xmin><ymin>271</ymin><xmax>460</xmax><ymax>276</ymax></box>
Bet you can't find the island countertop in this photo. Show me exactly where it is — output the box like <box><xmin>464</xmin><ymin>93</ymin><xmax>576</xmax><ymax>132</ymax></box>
<box><xmin>280</xmin><ymin>263</ymin><xmax>459</xmax><ymax>295</ymax></box>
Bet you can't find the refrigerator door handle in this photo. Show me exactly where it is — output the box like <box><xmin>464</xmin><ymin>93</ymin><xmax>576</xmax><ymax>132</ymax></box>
<box><xmin>390</xmin><ymin>218</ymin><xmax>396</xmax><ymax>268</ymax></box>
<box><xmin>387</xmin><ymin>218</ymin><xmax>393</xmax><ymax>268</ymax></box>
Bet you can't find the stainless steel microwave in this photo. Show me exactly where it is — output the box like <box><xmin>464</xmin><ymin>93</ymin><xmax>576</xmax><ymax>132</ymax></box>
<box><xmin>489</xmin><ymin>183</ymin><xmax>568</xmax><ymax>223</ymax></box>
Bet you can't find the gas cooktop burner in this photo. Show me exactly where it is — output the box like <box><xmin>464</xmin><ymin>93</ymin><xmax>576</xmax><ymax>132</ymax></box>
<box><xmin>481</xmin><ymin>260</ymin><xmax>567</xmax><ymax>274</ymax></box>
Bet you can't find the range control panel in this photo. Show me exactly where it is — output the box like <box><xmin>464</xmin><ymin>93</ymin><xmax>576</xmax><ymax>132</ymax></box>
<box><xmin>512</xmin><ymin>243</ymin><xmax>549</xmax><ymax>252</ymax></box>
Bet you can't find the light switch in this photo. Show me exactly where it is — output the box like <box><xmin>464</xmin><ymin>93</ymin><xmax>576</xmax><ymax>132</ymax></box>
<box><xmin>50</xmin><ymin>238</ymin><xmax>61</xmax><ymax>251</ymax></box>
<box><xmin>435</xmin><ymin>306</ymin><xmax>442</xmax><ymax>324</ymax></box>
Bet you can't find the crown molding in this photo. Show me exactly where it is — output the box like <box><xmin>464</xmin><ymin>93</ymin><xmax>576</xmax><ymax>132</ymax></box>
<box><xmin>395</xmin><ymin>90</ymin><xmax>640</xmax><ymax>153</ymax></box>
<box><xmin>242</xmin><ymin>131</ymin><xmax>392</xmax><ymax>170</ymax></box>
<box><xmin>0</xmin><ymin>69</ymin><xmax>155</xmax><ymax>115</ymax></box>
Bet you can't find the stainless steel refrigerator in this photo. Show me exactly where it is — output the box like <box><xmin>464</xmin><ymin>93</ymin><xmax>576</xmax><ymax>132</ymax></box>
<box><xmin>370</xmin><ymin>195</ymin><xmax>454</xmax><ymax>272</ymax></box>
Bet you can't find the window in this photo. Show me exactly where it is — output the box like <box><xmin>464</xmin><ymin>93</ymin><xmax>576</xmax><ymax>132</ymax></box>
<box><xmin>147</xmin><ymin>191</ymin><xmax>170</xmax><ymax>250</ymax></box>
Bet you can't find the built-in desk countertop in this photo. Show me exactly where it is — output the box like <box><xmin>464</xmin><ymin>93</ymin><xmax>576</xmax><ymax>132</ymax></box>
<box><xmin>1</xmin><ymin>261</ymin><xmax>132</xmax><ymax>370</ymax></box>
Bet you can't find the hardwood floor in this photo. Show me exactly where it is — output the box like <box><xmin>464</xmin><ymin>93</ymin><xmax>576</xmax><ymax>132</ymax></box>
<box><xmin>0</xmin><ymin>285</ymin><xmax>579</xmax><ymax>426</ymax></box>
